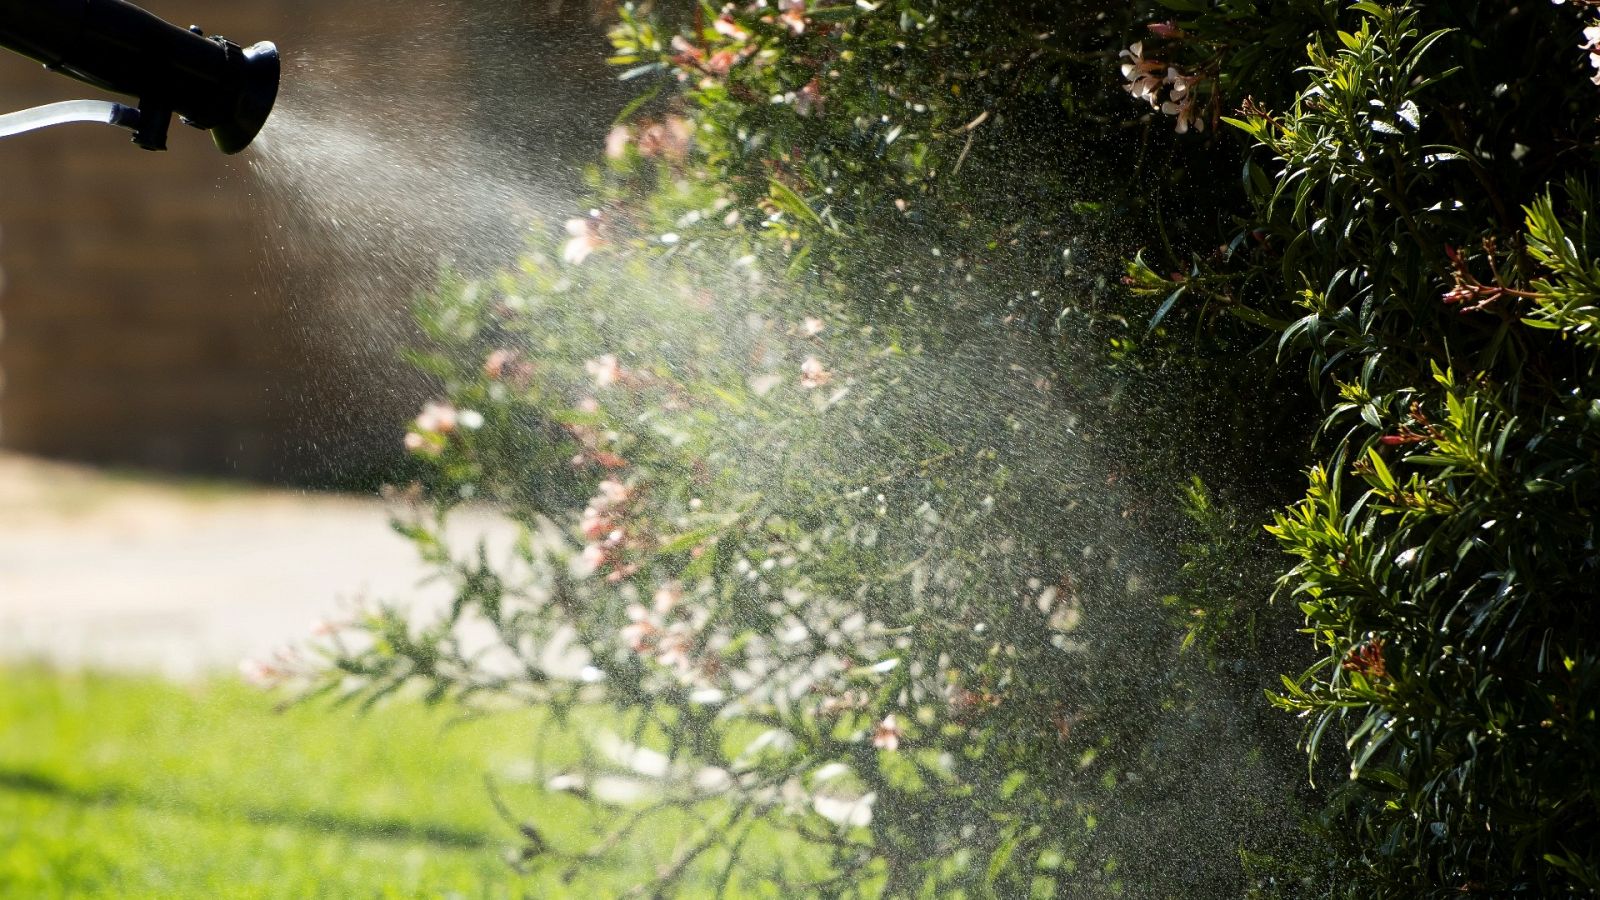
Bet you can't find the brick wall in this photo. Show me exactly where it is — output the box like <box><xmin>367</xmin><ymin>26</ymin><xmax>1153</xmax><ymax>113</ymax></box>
<box><xmin>0</xmin><ymin>0</ymin><xmax>620</xmax><ymax>483</ymax></box>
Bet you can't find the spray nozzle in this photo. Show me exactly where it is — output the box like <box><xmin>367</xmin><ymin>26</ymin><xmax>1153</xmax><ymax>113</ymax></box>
<box><xmin>0</xmin><ymin>0</ymin><xmax>280</xmax><ymax>154</ymax></box>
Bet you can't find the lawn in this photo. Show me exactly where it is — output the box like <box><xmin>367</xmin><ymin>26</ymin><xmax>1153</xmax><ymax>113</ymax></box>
<box><xmin>0</xmin><ymin>668</ymin><xmax>794</xmax><ymax>898</ymax></box>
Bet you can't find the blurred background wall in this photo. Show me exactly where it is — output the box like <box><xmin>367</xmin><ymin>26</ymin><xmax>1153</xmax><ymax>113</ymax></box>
<box><xmin>0</xmin><ymin>0</ymin><xmax>622</xmax><ymax>485</ymax></box>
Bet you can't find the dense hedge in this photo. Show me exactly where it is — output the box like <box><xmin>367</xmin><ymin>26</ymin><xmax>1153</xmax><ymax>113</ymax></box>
<box><xmin>1225</xmin><ymin>4</ymin><xmax>1600</xmax><ymax>894</ymax></box>
<box><xmin>276</xmin><ymin>1</ymin><xmax>1599</xmax><ymax>895</ymax></box>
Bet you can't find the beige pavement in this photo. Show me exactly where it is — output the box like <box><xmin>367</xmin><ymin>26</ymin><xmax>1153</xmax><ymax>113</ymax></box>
<box><xmin>0</xmin><ymin>453</ymin><xmax>517</xmax><ymax>678</ymax></box>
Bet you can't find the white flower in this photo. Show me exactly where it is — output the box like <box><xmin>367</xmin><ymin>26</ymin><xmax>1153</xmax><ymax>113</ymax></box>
<box><xmin>801</xmin><ymin>316</ymin><xmax>826</xmax><ymax>336</ymax></box>
<box><xmin>1165</xmin><ymin>67</ymin><xmax>1189</xmax><ymax>99</ymax></box>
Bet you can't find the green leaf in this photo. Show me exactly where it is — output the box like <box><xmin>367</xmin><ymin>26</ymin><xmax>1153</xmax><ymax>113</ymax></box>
<box><xmin>1147</xmin><ymin>286</ymin><xmax>1187</xmax><ymax>335</ymax></box>
<box><xmin>767</xmin><ymin>178</ymin><xmax>823</xmax><ymax>227</ymax></box>
<box><xmin>987</xmin><ymin>833</ymin><xmax>1021</xmax><ymax>887</ymax></box>
<box><xmin>1366</xmin><ymin>447</ymin><xmax>1397</xmax><ymax>492</ymax></box>
<box><xmin>656</xmin><ymin>523</ymin><xmax>726</xmax><ymax>555</ymax></box>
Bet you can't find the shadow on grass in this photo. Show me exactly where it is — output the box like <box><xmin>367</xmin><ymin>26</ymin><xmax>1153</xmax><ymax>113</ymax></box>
<box><xmin>0</xmin><ymin>767</ymin><xmax>496</xmax><ymax>849</ymax></box>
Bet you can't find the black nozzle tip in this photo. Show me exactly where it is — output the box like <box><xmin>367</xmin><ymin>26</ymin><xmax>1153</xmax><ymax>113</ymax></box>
<box><xmin>210</xmin><ymin>40</ymin><xmax>279</xmax><ymax>155</ymax></box>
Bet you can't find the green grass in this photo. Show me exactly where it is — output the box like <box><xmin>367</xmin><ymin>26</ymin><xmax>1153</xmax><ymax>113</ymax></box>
<box><xmin>0</xmin><ymin>668</ymin><xmax>801</xmax><ymax>898</ymax></box>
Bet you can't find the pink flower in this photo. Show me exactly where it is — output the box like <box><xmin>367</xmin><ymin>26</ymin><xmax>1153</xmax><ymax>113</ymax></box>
<box><xmin>1162</xmin><ymin>92</ymin><xmax>1205</xmax><ymax>134</ymax></box>
<box><xmin>405</xmin><ymin>401</ymin><xmax>458</xmax><ymax>456</ymax></box>
<box><xmin>580</xmin><ymin>507</ymin><xmax>612</xmax><ymax>541</ymax></box>
<box><xmin>484</xmin><ymin>349</ymin><xmax>516</xmax><ymax>379</ymax></box>
<box><xmin>585</xmin><ymin>354</ymin><xmax>623</xmax><ymax>389</ymax></box>
<box><xmin>654</xmin><ymin>582</ymin><xmax>684</xmax><ymax>614</ymax></box>
<box><xmin>591</xmin><ymin>450</ymin><xmax>629</xmax><ymax>470</ymax></box>
<box><xmin>579</xmin><ymin>543</ymin><xmax>608</xmax><ymax>574</ymax></box>
<box><xmin>669</xmin><ymin>32</ymin><xmax>748</xmax><ymax>80</ymax></box>
<box><xmin>656</xmin><ymin>623</ymin><xmax>696</xmax><ymax>673</ymax></box>
<box><xmin>581</xmin><ymin>479</ymin><xmax>631</xmax><ymax>538</ymax></box>
<box><xmin>403</xmin><ymin>431</ymin><xmax>442</xmax><ymax>457</ymax></box>
<box><xmin>706</xmin><ymin>48</ymin><xmax>740</xmax><ymax>76</ymax></box>
<box><xmin>1583</xmin><ymin>25</ymin><xmax>1600</xmax><ymax>85</ymax></box>
<box><xmin>621</xmin><ymin>605</ymin><xmax>659</xmax><ymax>653</ymax></box>
<box><xmin>749</xmin><ymin>373</ymin><xmax>782</xmax><ymax>396</ymax></box>
<box><xmin>779</xmin><ymin>0</ymin><xmax>808</xmax><ymax>35</ymax></box>
<box><xmin>1161</xmin><ymin>70</ymin><xmax>1207</xmax><ymax>134</ymax></box>
<box><xmin>604</xmin><ymin>125</ymin><xmax>630</xmax><ymax>160</ymax></box>
<box><xmin>793</xmin><ymin>78</ymin><xmax>824</xmax><ymax>117</ymax></box>
<box><xmin>670</xmin><ymin>34</ymin><xmax>705</xmax><ymax>68</ymax></box>
<box><xmin>713</xmin><ymin>14</ymin><xmax>750</xmax><ymax>41</ymax></box>
<box><xmin>1119</xmin><ymin>42</ymin><xmax>1165</xmax><ymax>109</ymax></box>
<box><xmin>636</xmin><ymin>117</ymin><xmax>694</xmax><ymax>160</ymax></box>
<box><xmin>239</xmin><ymin>657</ymin><xmax>283</xmax><ymax>687</ymax></box>
<box><xmin>563</xmin><ymin>217</ymin><xmax>601</xmax><ymax>265</ymax></box>
<box><xmin>801</xmin><ymin>317</ymin><xmax>826</xmax><ymax>337</ymax></box>
<box><xmin>239</xmin><ymin>648</ymin><xmax>300</xmax><ymax>688</ymax></box>
<box><xmin>872</xmin><ymin>714</ymin><xmax>902</xmax><ymax>751</ymax></box>
<box><xmin>484</xmin><ymin>349</ymin><xmax>534</xmax><ymax>384</ymax></box>
<box><xmin>415</xmin><ymin>401</ymin><xmax>457</xmax><ymax>434</ymax></box>
<box><xmin>597</xmin><ymin>478</ymin><xmax>631</xmax><ymax>506</ymax></box>
<box><xmin>799</xmin><ymin>356</ymin><xmax>832</xmax><ymax>389</ymax></box>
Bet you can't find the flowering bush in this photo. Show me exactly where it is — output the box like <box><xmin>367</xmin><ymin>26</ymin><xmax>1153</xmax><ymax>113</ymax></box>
<box><xmin>321</xmin><ymin>173</ymin><xmax>1309</xmax><ymax>896</ymax></box>
<box><xmin>279</xmin><ymin>0</ymin><xmax>1600</xmax><ymax>895</ymax></box>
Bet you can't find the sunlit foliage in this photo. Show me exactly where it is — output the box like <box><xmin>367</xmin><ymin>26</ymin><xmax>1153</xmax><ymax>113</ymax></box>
<box><xmin>285</xmin><ymin>0</ymin><xmax>1599</xmax><ymax>895</ymax></box>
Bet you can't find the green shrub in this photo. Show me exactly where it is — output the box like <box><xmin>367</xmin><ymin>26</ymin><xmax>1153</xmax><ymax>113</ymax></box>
<box><xmin>1212</xmin><ymin>3</ymin><xmax>1600</xmax><ymax>893</ymax></box>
